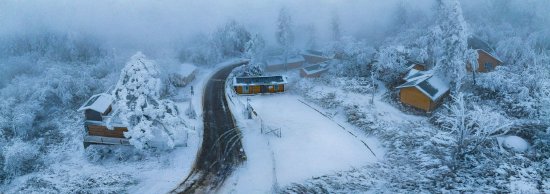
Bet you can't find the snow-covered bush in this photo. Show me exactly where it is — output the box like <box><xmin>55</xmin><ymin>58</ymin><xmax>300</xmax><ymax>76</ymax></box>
<box><xmin>437</xmin><ymin>93</ymin><xmax>513</xmax><ymax>168</ymax></box>
<box><xmin>113</xmin><ymin>52</ymin><xmax>190</xmax><ymax>150</ymax></box>
<box><xmin>343</xmin><ymin>104</ymin><xmax>377</xmax><ymax>134</ymax></box>
<box><xmin>2</xmin><ymin>139</ymin><xmax>41</xmax><ymax>178</ymax></box>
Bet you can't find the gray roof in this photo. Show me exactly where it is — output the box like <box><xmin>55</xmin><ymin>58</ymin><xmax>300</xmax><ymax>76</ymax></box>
<box><xmin>468</xmin><ymin>36</ymin><xmax>493</xmax><ymax>52</ymax></box>
<box><xmin>233</xmin><ymin>76</ymin><xmax>287</xmax><ymax>86</ymax></box>
<box><xmin>397</xmin><ymin>70</ymin><xmax>449</xmax><ymax>101</ymax></box>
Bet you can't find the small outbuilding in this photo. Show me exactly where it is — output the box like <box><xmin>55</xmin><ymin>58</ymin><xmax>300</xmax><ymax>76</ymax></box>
<box><xmin>396</xmin><ymin>70</ymin><xmax>449</xmax><ymax>112</ymax></box>
<box><xmin>233</xmin><ymin>76</ymin><xmax>287</xmax><ymax>95</ymax></box>
<box><xmin>300</xmin><ymin>63</ymin><xmax>329</xmax><ymax>78</ymax></box>
<box><xmin>78</xmin><ymin>93</ymin><xmax>130</xmax><ymax>148</ymax></box>
<box><xmin>170</xmin><ymin>63</ymin><xmax>198</xmax><ymax>87</ymax></box>
<box><xmin>301</xmin><ymin>50</ymin><xmax>332</xmax><ymax>64</ymax></box>
<box><xmin>467</xmin><ymin>36</ymin><xmax>503</xmax><ymax>72</ymax></box>
<box><xmin>265</xmin><ymin>55</ymin><xmax>306</xmax><ymax>72</ymax></box>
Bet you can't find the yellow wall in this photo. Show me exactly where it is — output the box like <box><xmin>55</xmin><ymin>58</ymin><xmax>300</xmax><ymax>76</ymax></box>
<box><xmin>400</xmin><ymin>87</ymin><xmax>432</xmax><ymax>112</ymax></box>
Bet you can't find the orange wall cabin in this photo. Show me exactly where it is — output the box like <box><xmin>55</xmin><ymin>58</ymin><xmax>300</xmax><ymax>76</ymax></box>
<box><xmin>233</xmin><ymin>76</ymin><xmax>287</xmax><ymax>95</ymax></box>
<box><xmin>396</xmin><ymin>71</ymin><xmax>450</xmax><ymax>112</ymax></box>
<box><xmin>467</xmin><ymin>49</ymin><xmax>503</xmax><ymax>72</ymax></box>
<box><xmin>399</xmin><ymin>87</ymin><xmax>446</xmax><ymax>112</ymax></box>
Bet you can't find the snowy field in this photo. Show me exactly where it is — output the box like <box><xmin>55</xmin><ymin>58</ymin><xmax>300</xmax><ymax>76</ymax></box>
<box><xmin>221</xmin><ymin>91</ymin><xmax>383</xmax><ymax>193</ymax></box>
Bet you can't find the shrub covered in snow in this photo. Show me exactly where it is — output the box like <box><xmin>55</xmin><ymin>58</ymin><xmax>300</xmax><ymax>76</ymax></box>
<box><xmin>2</xmin><ymin>140</ymin><xmax>41</xmax><ymax>178</ymax></box>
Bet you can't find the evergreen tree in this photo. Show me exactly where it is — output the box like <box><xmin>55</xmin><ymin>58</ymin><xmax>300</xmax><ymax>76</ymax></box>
<box><xmin>276</xmin><ymin>7</ymin><xmax>294</xmax><ymax>71</ymax></box>
<box><xmin>432</xmin><ymin>0</ymin><xmax>476</xmax><ymax>91</ymax></box>
<box><xmin>113</xmin><ymin>52</ymin><xmax>189</xmax><ymax>150</ymax></box>
<box><xmin>330</xmin><ymin>12</ymin><xmax>342</xmax><ymax>42</ymax></box>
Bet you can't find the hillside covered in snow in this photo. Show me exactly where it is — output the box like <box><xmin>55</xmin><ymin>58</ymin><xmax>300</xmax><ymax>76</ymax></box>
<box><xmin>0</xmin><ymin>0</ymin><xmax>549</xmax><ymax>193</ymax></box>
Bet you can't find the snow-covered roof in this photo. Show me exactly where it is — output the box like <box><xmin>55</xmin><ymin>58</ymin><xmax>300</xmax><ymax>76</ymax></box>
<box><xmin>403</xmin><ymin>69</ymin><xmax>429</xmax><ymax>81</ymax></box>
<box><xmin>302</xmin><ymin>50</ymin><xmax>324</xmax><ymax>56</ymax></box>
<box><xmin>397</xmin><ymin>70</ymin><xmax>449</xmax><ymax>101</ymax></box>
<box><xmin>78</xmin><ymin>93</ymin><xmax>113</xmax><ymax>113</ymax></box>
<box><xmin>468</xmin><ymin>36</ymin><xmax>503</xmax><ymax>63</ymax></box>
<box><xmin>301</xmin><ymin>63</ymin><xmax>329</xmax><ymax>75</ymax></box>
<box><xmin>468</xmin><ymin>36</ymin><xmax>493</xmax><ymax>52</ymax></box>
<box><xmin>179</xmin><ymin>63</ymin><xmax>197</xmax><ymax>77</ymax></box>
<box><xmin>404</xmin><ymin>60</ymin><xmax>425</xmax><ymax>69</ymax></box>
<box><xmin>233</xmin><ymin>76</ymin><xmax>288</xmax><ymax>86</ymax></box>
<box><xmin>266</xmin><ymin>55</ymin><xmax>305</xmax><ymax>66</ymax></box>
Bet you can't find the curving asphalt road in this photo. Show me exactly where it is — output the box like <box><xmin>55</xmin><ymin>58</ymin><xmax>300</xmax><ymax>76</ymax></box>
<box><xmin>171</xmin><ymin>61</ymin><xmax>247</xmax><ymax>194</ymax></box>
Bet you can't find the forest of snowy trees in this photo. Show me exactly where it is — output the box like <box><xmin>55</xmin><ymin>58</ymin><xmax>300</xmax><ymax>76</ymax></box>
<box><xmin>0</xmin><ymin>0</ymin><xmax>549</xmax><ymax>193</ymax></box>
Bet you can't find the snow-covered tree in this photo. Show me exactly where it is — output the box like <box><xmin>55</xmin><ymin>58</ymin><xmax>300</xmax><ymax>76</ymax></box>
<box><xmin>212</xmin><ymin>20</ymin><xmax>251</xmax><ymax>57</ymax></box>
<box><xmin>330</xmin><ymin>12</ymin><xmax>342</xmax><ymax>42</ymax></box>
<box><xmin>243</xmin><ymin>33</ymin><xmax>266</xmax><ymax>63</ymax></box>
<box><xmin>374</xmin><ymin>46</ymin><xmax>408</xmax><ymax>82</ymax></box>
<box><xmin>438</xmin><ymin>93</ymin><xmax>513</xmax><ymax>170</ymax></box>
<box><xmin>305</xmin><ymin>24</ymin><xmax>317</xmax><ymax>50</ymax></box>
<box><xmin>276</xmin><ymin>7</ymin><xmax>294</xmax><ymax>71</ymax></box>
<box><xmin>431</xmin><ymin>0</ymin><xmax>476</xmax><ymax>91</ymax></box>
<box><xmin>113</xmin><ymin>52</ymin><xmax>189</xmax><ymax>150</ymax></box>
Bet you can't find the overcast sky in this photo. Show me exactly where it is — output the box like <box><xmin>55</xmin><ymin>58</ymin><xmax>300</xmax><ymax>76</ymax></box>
<box><xmin>0</xmin><ymin>0</ymin><xmax>434</xmax><ymax>49</ymax></box>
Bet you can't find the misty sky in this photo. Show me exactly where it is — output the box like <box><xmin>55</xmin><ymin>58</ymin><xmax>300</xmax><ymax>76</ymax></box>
<box><xmin>0</xmin><ymin>0</ymin><xmax>434</xmax><ymax>50</ymax></box>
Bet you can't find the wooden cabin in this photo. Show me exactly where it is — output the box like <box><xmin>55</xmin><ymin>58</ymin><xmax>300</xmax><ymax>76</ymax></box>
<box><xmin>467</xmin><ymin>36</ymin><xmax>503</xmax><ymax>72</ymax></box>
<box><xmin>396</xmin><ymin>70</ymin><xmax>449</xmax><ymax>112</ymax></box>
<box><xmin>233</xmin><ymin>76</ymin><xmax>287</xmax><ymax>95</ymax></box>
<box><xmin>170</xmin><ymin>63</ymin><xmax>198</xmax><ymax>87</ymax></box>
<box><xmin>301</xmin><ymin>50</ymin><xmax>332</xmax><ymax>64</ymax></box>
<box><xmin>78</xmin><ymin>93</ymin><xmax>130</xmax><ymax>148</ymax></box>
<box><xmin>300</xmin><ymin>63</ymin><xmax>329</xmax><ymax>78</ymax></box>
<box><xmin>265</xmin><ymin>55</ymin><xmax>306</xmax><ymax>72</ymax></box>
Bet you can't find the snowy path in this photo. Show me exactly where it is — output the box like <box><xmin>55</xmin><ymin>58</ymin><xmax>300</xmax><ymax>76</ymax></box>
<box><xmin>221</xmin><ymin>94</ymin><xmax>381</xmax><ymax>193</ymax></box>
<box><xmin>170</xmin><ymin>59</ymin><xmax>248</xmax><ymax>193</ymax></box>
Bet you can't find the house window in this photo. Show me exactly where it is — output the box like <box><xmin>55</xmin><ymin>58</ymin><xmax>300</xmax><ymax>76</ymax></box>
<box><xmin>484</xmin><ymin>62</ymin><xmax>493</xmax><ymax>71</ymax></box>
<box><xmin>243</xmin><ymin>86</ymin><xmax>249</xmax><ymax>93</ymax></box>
<box><xmin>274</xmin><ymin>85</ymin><xmax>279</xmax><ymax>91</ymax></box>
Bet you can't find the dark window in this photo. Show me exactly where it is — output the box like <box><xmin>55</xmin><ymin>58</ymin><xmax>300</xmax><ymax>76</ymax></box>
<box><xmin>484</xmin><ymin>62</ymin><xmax>493</xmax><ymax>71</ymax></box>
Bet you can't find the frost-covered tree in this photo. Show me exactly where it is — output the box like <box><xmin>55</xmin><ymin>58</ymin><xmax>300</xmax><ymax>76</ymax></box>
<box><xmin>305</xmin><ymin>24</ymin><xmax>317</xmax><ymax>50</ymax></box>
<box><xmin>212</xmin><ymin>20</ymin><xmax>251</xmax><ymax>57</ymax></box>
<box><xmin>374</xmin><ymin>46</ymin><xmax>408</xmax><ymax>82</ymax></box>
<box><xmin>438</xmin><ymin>93</ymin><xmax>513</xmax><ymax>170</ymax></box>
<box><xmin>330</xmin><ymin>12</ymin><xmax>341</xmax><ymax>42</ymax></box>
<box><xmin>243</xmin><ymin>33</ymin><xmax>266</xmax><ymax>63</ymax></box>
<box><xmin>334</xmin><ymin>37</ymin><xmax>375</xmax><ymax>77</ymax></box>
<box><xmin>276</xmin><ymin>7</ymin><xmax>294</xmax><ymax>71</ymax></box>
<box><xmin>113</xmin><ymin>52</ymin><xmax>189</xmax><ymax>150</ymax></box>
<box><xmin>431</xmin><ymin>0</ymin><xmax>476</xmax><ymax>91</ymax></box>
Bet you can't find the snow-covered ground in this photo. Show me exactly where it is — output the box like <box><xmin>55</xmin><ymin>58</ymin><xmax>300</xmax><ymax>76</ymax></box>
<box><xmin>131</xmin><ymin>58</ymin><xmax>250</xmax><ymax>193</ymax></box>
<box><xmin>221</xmin><ymin>86</ymin><xmax>383</xmax><ymax>192</ymax></box>
<box><xmin>1</xmin><ymin>59</ymin><xmax>254</xmax><ymax>193</ymax></box>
